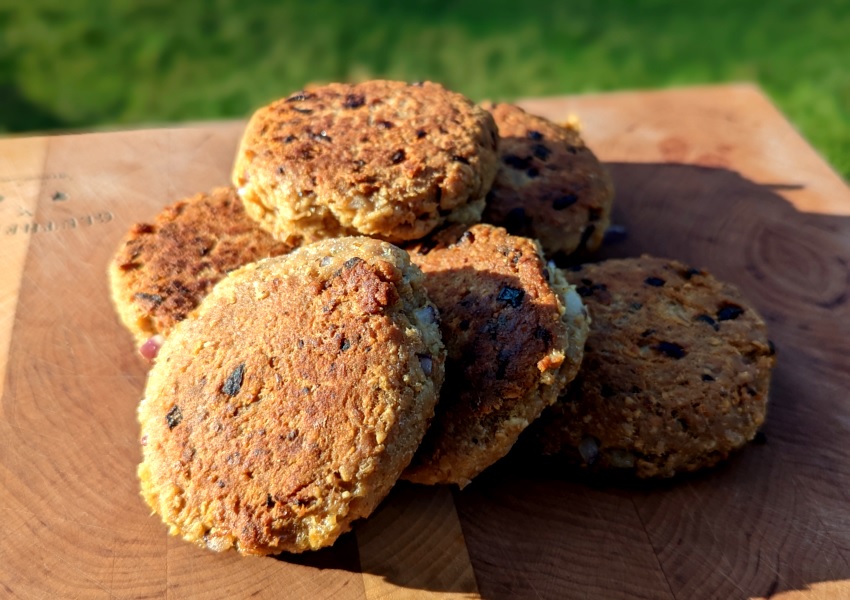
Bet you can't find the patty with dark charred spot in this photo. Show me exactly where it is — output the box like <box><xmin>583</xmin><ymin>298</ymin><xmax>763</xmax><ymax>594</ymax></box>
<box><xmin>138</xmin><ymin>237</ymin><xmax>445</xmax><ymax>554</ymax></box>
<box><xmin>109</xmin><ymin>186</ymin><xmax>295</xmax><ymax>347</ymax></box>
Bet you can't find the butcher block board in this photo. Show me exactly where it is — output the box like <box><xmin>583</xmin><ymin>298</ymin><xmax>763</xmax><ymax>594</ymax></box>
<box><xmin>2</xmin><ymin>84</ymin><xmax>850</xmax><ymax>600</ymax></box>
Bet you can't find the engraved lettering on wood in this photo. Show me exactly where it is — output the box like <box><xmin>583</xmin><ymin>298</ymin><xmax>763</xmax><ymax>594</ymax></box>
<box><xmin>0</xmin><ymin>173</ymin><xmax>116</xmax><ymax>237</ymax></box>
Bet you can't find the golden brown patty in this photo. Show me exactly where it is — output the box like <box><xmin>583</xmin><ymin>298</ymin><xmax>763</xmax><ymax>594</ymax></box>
<box><xmin>109</xmin><ymin>186</ymin><xmax>295</xmax><ymax>345</ymax></box>
<box><xmin>530</xmin><ymin>256</ymin><xmax>775</xmax><ymax>478</ymax></box>
<box><xmin>232</xmin><ymin>80</ymin><xmax>499</xmax><ymax>244</ymax></box>
<box><xmin>402</xmin><ymin>224</ymin><xmax>589</xmax><ymax>487</ymax></box>
<box><xmin>137</xmin><ymin>237</ymin><xmax>445</xmax><ymax>554</ymax></box>
<box><xmin>480</xmin><ymin>102</ymin><xmax>614</xmax><ymax>259</ymax></box>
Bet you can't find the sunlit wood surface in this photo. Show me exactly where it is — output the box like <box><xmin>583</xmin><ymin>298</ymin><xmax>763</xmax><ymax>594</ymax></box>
<box><xmin>1</xmin><ymin>84</ymin><xmax>848</xmax><ymax>599</ymax></box>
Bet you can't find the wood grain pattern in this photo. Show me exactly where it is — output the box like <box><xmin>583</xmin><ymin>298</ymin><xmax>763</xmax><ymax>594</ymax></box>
<box><xmin>1</xmin><ymin>84</ymin><xmax>849</xmax><ymax>599</ymax></box>
<box><xmin>358</xmin><ymin>484</ymin><xmax>478</xmax><ymax>599</ymax></box>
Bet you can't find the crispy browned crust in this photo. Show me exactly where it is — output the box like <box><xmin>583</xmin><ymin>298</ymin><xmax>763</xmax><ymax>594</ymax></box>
<box><xmin>402</xmin><ymin>224</ymin><xmax>588</xmax><ymax>487</ymax></box>
<box><xmin>232</xmin><ymin>80</ymin><xmax>499</xmax><ymax>244</ymax></box>
<box><xmin>480</xmin><ymin>102</ymin><xmax>614</xmax><ymax>258</ymax></box>
<box><xmin>109</xmin><ymin>186</ymin><xmax>295</xmax><ymax>345</ymax></box>
<box><xmin>138</xmin><ymin>237</ymin><xmax>445</xmax><ymax>554</ymax></box>
<box><xmin>531</xmin><ymin>256</ymin><xmax>776</xmax><ymax>478</ymax></box>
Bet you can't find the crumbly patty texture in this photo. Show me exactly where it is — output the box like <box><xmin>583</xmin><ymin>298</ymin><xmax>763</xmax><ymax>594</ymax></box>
<box><xmin>232</xmin><ymin>80</ymin><xmax>499</xmax><ymax>245</ymax></box>
<box><xmin>480</xmin><ymin>102</ymin><xmax>614</xmax><ymax>258</ymax></box>
<box><xmin>138</xmin><ymin>237</ymin><xmax>445</xmax><ymax>555</ymax></box>
<box><xmin>531</xmin><ymin>256</ymin><xmax>775</xmax><ymax>478</ymax></box>
<box><xmin>402</xmin><ymin>224</ymin><xmax>589</xmax><ymax>487</ymax></box>
<box><xmin>109</xmin><ymin>186</ymin><xmax>296</xmax><ymax>345</ymax></box>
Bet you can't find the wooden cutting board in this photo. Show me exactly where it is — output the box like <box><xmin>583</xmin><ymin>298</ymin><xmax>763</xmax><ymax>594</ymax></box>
<box><xmin>2</xmin><ymin>84</ymin><xmax>849</xmax><ymax>600</ymax></box>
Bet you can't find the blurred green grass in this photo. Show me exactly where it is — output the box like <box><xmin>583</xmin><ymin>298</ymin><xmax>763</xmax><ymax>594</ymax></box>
<box><xmin>2</xmin><ymin>0</ymin><xmax>848</xmax><ymax>179</ymax></box>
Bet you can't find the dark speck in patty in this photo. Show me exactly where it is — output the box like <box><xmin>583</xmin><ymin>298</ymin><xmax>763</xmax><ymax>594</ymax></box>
<box><xmin>534</xmin><ymin>326</ymin><xmax>553</xmax><ymax>344</ymax></box>
<box><xmin>135</xmin><ymin>292</ymin><xmax>164</xmax><ymax>306</ymax></box>
<box><xmin>655</xmin><ymin>341</ymin><xmax>686</xmax><ymax>359</ymax></box>
<box><xmin>342</xmin><ymin>94</ymin><xmax>365</xmax><ymax>109</ymax></box>
<box><xmin>532</xmin><ymin>143</ymin><xmax>551</xmax><ymax>160</ymax></box>
<box><xmin>166</xmin><ymin>405</ymin><xmax>183</xmax><ymax>430</ymax></box>
<box><xmin>717</xmin><ymin>303</ymin><xmax>745</xmax><ymax>321</ymax></box>
<box><xmin>552</xmin><ymin>194</ymin><xmax>578</xmax><ymax>210</ymax></box>
<box><xmin>503</xmin><ymin>154</ymin><xmax>530</xmax><ymax>169</ymax></box>
<box><xmin>644</xmin><ymin>277</ymin><xmax>665</xmax><ymax>287</ymax></box>
<box><xmin>343</xmin><ymin>256</ymin><xmax>364</xmax><ymax>270</ymax></box>
<box><xmin>222</xmin><ymin>364</ymin><xmax>246</xmax><ymax>396</ymax></box>
<box><xmin>696</xmin><ymin>314</ymin><xmax>720</xmax><ymax>331</ymax></box>
<box><xmin>497</xmin><ymin>286</ymin><xmax>525</xmax><ymax>308</ymax></box>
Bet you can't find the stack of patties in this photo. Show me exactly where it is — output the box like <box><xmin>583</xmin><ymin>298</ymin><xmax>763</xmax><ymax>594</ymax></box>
<box><xmin>109</xmin><ymin>78</ymin><xmax>774</xmax><ymax>557</ymax></box>
<box><xmin>111</xmin><ymin>80</ymin><xmax>598</xmax><ymax>555</ymax></box>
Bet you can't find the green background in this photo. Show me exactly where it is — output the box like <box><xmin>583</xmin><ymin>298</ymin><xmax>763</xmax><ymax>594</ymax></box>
<box><xmin>2</xmin><ymin>0</ymin><xmax>848</xmax><ymax>179</ymax></box>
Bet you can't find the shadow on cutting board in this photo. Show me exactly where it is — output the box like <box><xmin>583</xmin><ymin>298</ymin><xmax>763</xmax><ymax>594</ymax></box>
<box><xmin>453</xmin><ymin>162</ymin><xmax>850</xmax><ymax>600</ymax></box>
<box><xmin>276</xmin><ymin>162</ymin><xmax>850</xmax><ymax>600</ymax></box>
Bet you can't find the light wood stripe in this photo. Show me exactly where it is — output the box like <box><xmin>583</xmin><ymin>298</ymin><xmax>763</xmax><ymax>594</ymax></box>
<box><xmin>0</xmin><ymin>136</ymin><xmax>49</xmax><ymax>402</ymax></box>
